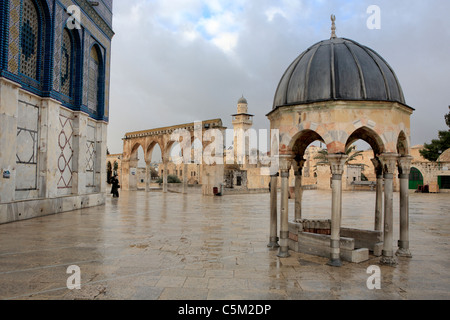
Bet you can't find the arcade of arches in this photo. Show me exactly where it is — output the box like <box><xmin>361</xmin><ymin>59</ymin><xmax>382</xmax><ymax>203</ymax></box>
<box><xmin>120</xmin><ymin>119</ymin><xmax>226</xmax><ymax>196</ymax></box>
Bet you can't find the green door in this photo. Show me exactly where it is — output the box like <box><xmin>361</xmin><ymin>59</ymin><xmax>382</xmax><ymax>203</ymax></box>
<box><xmin>409</xmin><ymin>167</ymin><xmax>423</xmax><ymax>190</ymax></box>
<box><xmin>438</xmin><ymin>176</ymin><xmax>450</xmax><ymax>189</ymax></box>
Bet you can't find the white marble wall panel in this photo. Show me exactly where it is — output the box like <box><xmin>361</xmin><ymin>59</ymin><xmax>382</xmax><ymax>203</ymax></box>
<box><xmin>57</xmin><ymin>108</ymin><xmax>74</xmax><ymax>195</ymax></box>
<box><xmin>86</xmin><ymin>121</ymin><xmax>96</xmax><ymax>188</ymax></box>
<box><xmin>15</xmin><ymin>101</ymin><xmax>39</xmax><ymax>192</ymax></box>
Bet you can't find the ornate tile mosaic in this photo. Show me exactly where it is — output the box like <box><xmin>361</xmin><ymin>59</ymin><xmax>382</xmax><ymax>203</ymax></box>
<box><xmin>60</xmin><ymin>28</ymin><xmax>73</xmax><ymax>97</ymax></box>
<box><xmin>5</xmin><ymin>0</ymin><xmax>112</xmax><ymax>122</ymax></box>
<box><xmin>20</xmin><ymin>0</ymin><xmax>40</xmax><ymax>80</ymax></box>
<box><xmin>87</xmin><ymin>46</ymin><xmax>99</xmax><ymax>115</ymax></box>
<box><xmin>52</xmin><ymin>3</ymin><xmax>64</xmax><ymax>92</ymax></box>
<box><xmin>8</xmin><ymin>0</ymin><xmax>21</xmax><ymax>74</ymax></box>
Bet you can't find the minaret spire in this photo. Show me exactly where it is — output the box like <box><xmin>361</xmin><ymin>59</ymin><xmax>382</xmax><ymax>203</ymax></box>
<box><xmin>331</xmin><ymin>14</ymin><xmax>337</xmax><ymax>39</ymax></box>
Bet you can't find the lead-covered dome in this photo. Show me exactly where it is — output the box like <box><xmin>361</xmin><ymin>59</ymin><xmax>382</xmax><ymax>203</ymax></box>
<box><xmin>273</xmin><ymin>37</ymin><xmax>406</xmax><ymax>109</ymax></box>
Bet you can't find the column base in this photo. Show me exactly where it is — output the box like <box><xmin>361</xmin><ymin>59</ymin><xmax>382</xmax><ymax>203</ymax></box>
<box><xmin>380</xmin><ymin>255</ymin><xmax>398</xmax><ymax>267</ymax></box>
<box><xmin>267</xmin><ymin>237</ymin><xmax>280</xmax><ymax>249</ymax></box>
<box><xmin>396</xmin><ymin>248</ymin><xmax>412</xmax><ymax>258</ymax></box>
<box><xmin>327</xmin><ymin>259</ymin><xmax>342</xmax><ymax>267</ymax></box>
<box><xmin>277</xmin><ymin>248</ymin><xmax>290</xmax><ymax>258</ymax></box>
<box><xmin>267</xmin><ymin>242</ymin><xmax>280</xmax><ymax>249</ymax></box>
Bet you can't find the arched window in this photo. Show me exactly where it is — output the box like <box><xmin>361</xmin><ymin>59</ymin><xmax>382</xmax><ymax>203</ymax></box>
<box><xmin>61</xmin><ymin>29</ymin><xmax>74</xmax><ymax>97</ymax></box>
<box><xmin>20</xmin><ymin>0</ymin><xmax>45</xmax><ymax>83</ymax></box>
<box><xmin>88</xmin><ymin>45</ymin><xmax>103</xmax><ymax>116</ymax></box>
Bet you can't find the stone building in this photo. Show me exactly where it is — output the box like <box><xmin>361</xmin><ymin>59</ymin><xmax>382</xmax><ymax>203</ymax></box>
<box><xmin>0</xmin><ymin>0</ymin><xmax>113</xmax><ymax>224</ymax></box>
<box><xmin>408</xmin><ymin>145</ymin><xmax>450</xmax><ymax>192</ymax></box>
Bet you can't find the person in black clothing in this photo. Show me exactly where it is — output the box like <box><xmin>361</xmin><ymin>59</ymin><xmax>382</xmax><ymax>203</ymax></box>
<box><xmin>111</xmin><ymin>175</ymin><xmax>120</xmax><ymax>198</ymax></box>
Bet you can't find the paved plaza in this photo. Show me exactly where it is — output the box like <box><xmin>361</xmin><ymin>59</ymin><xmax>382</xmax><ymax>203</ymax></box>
<box><xmin>0</xmin><ymin>190</ymin><xmax>449</xmax><ymax>300</ymax></box>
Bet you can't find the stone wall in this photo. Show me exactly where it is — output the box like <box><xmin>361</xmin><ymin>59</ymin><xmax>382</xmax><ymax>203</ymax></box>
<box><xmin>0</xmin><ymin>79</ymin><xmax>108</xmax><ymax>224</ymax></box>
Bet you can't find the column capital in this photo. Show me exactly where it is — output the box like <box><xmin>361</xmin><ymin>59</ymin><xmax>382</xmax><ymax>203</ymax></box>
<box><xmin>292</xmin><ymin>158</ymin><xmax>306</xmax><ymax>176</ymax></box>
<box><xmin>397</xmin><ymin>155</ymin><xmax>413</xmax><ymax>176</ymax></box>
<box><xmin>278</xmin><ymin>154</ymin><xmax>294</xmax><ymax>172</ymax></box>
<box><xmin>371</xmin><ymin>157</ymin><xmax>384</xmax><ymax>177</ymax></box>
<box><xmin>379</xmin><ymin>153</ymin><xmax>400</xmax><ymax>175</ymax></box>
<box><xmin>328</xmin><ymin>154</ymin><xmax>348</xmax><ymax>176</ymax></box>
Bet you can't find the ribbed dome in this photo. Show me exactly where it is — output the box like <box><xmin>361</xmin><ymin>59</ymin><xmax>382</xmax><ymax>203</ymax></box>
<box><xmin>238</xmin><ymin>96</ymin><xmax>248</xmax><ymax>104</ymax></box>
<box><xmin>273</xmin><ymin>37</ymin><xmax>406</xmax><ymax>109</ymax></box>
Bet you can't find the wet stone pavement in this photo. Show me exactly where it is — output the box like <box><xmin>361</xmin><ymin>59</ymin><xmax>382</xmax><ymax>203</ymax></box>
<box><xmin>0</xmin><ymin>190</ymin><xmax>449</xmax><ymax>300</ymax></box>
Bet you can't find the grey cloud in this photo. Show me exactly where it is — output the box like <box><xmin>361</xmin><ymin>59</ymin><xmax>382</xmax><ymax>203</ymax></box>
<box><xmin>108</xmin><ymin>0</ymin><xmax>450</xmax><ymax>154</ymax></box>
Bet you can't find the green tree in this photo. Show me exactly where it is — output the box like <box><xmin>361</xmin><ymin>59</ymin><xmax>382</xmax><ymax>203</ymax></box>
<box><xmin>314</xmin><ymin>145</ymin><xmax>368</xmax><ymax>169</ymax></box>
<box><xmin>446</xmin><ymin>106</ymin><xmax>450</xmax><ymax>128</ymax></box>
<box><xmin>420</xmin><ymin>109</ymin><xmax>450</xmax><ymax>162</ymax></box>
<box><xmin>156</xmin><ymin>175</ymin><xmax>181</xmax><ymax>184</ymax></box>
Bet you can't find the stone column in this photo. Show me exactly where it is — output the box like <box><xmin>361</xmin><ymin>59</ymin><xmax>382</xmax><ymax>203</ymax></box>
<box><xmin>379</xmin><ymin>153</ymin><xmax>399</xmax><ymax>266</ymax></box>
<box><xmin>277</xmin><ymin>155</ymin><xmax>293</xmax><ymax>258</ymax></box>
<box><xmin>397</xmin><ymin>156</ymin><xmax>413</xmax><ymax>258</ymax></box>
<box><xmin>293</xmin><ymin>159</ymin><xmax>306</xmax><ymax>222</ymax></box>
<box><xmin>145</xmin><ymin>161</ymin><xmax>151</xmax><ymax>192</ymax></box>
<box><xmin>129</xmin><ymin>159</ymin><xmax>138</xmax><ymax>191</ymax></box>
<box><xmin>371</xmin><ymin>158</ymin><xmax>384</xmax><ymax>231</ymax></box>
<box><xmin>121</xmin><ymin>159</ymin><xmax>130</xmax><ymax>191</ymax></box>
<box><xmin>327</xmin><ymin>154</ymin><xmax>348</xmax><ymax>267</ymax></box>
<box><xmin>163</xmin><ymin>161</ymin><xmax>168</xmax><ymax>193</ymax></box>
<box><xmin>182</xmin><ymin>163</ymin><xmax>188</xmax><ymax>194</ymax></box>
<box><xmin>267</xmin><ymin>173</ymin><xmax>279</xmax><ymax>249</ymax></box>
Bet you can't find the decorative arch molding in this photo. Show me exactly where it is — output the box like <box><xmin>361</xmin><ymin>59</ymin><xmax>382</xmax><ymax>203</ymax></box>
<box><xmin>288</xmin><ymin>129</ymin><xmax>326</xmax><ymax>158</ymax></box>
<box><xmin>146</xmin><ymin>140</ymin><xmax>164</xmax><ymax>163</ymax></box>
<box><xmin>16</xmin><ymin>0</ymin><xmax>53</xmax><ymax>94</ymax></box>
<box><xmin>346</xmin><ymin>126</ymin><xmax>386</xmax><ymax>156</ymax></box>
<box><xmin>87</xmin><ymin>43</ymin><xmax>105</xmax><ymax>119</ymax></box>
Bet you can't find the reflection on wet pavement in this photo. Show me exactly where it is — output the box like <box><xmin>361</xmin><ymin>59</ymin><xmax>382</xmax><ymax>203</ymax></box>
<box><xmin>0</xmin><ymin>190</ymin><xmax>449</xmax><ymax>300</ymax></box>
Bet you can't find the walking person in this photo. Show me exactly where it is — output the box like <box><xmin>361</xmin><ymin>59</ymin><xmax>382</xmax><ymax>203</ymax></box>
<box><xmin>111</xmin><ymin>174</ymin><xmax>120</xmax><ymax>198</ymax></box>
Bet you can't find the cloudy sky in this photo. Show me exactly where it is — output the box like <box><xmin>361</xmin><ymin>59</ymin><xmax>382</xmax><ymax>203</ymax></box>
<box><xmin>107</xmin><ymin>0</ymin><xmax>450</xmax><ymax>155</ymax></box>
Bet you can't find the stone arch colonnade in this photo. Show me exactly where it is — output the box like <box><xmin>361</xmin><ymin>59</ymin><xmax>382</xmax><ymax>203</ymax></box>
<box><xmin>121</xmin><ymin>119</ymin><xmax>225</xmax><ymax>193</ymax></box>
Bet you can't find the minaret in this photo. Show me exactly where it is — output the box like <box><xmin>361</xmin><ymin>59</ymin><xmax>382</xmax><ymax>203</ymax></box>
<box><xmin>232</xmin><ymin>96</ymin><xmax>254</xmax><ymax>165</ymax></box>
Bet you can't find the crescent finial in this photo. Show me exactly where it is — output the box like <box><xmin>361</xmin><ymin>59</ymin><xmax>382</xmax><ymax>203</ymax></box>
<box><xmin>331</xmin><ymin>14</ymin><xmax>337</xmax><ymax>39</ymax></box>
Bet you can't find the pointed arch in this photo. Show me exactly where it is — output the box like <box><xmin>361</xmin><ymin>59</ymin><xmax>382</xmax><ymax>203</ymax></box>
<box><xmin>60</xmin><ymin>27</ymin><xmax>82</xmax><ymax>107</ymax></box>
<box><xmin>88</xmin><ymin>43</ymin><xmax>105</xmax><ymax>118</ymax></box>
<box><xmin>19</xmin><ymin>0</ymin><xmax>52</xmax><ymax>91</ymax></box>
<box><xmin>397</xmin><ymin>130</ymin><xmax>409</xmax><ymax>156</ymax></box>
<box><xmin>346</xmin><ymin>126</ymin><xmax>385</xmax><ymax>156</ymax></box>
<box><xmin>146</xmin><ymin>141</ymin><xmax>163</xmax><ymax>164</ymax></box>
<box><xmin>289</xmin><ymin>129</ymin><xmax>326</xmax><ymax>159</ymax></box>
<box><xmin>130</xmin><ymin>142</ymin><xmax>144</xmax><ymax>161</ymax></box>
